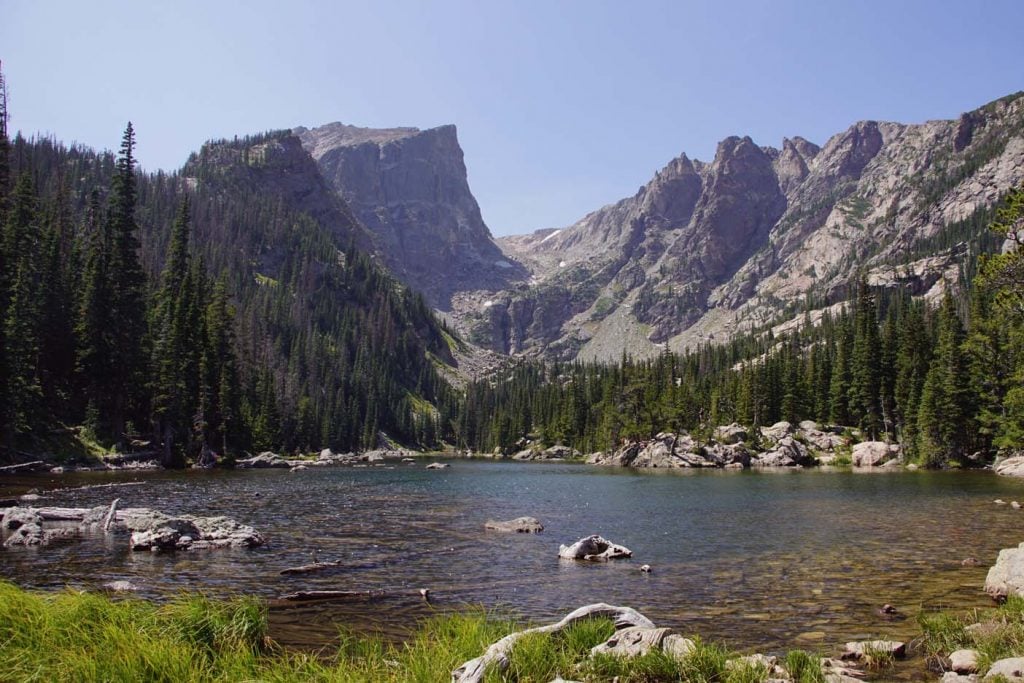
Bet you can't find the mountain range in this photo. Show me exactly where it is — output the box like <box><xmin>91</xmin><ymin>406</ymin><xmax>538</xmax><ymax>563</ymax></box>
<box><xmin>261</xmin><ymin>92</ymin><xmax>1022</xmax><ymax>364</ymax></box>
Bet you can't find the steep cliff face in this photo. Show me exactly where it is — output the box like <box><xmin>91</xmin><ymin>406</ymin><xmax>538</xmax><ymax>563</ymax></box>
<box><xmin>296</xmin><ymin>123</ymin><xmax>526</xmax><ymax>309</ymax></box>
<box><xmin>473</xmin><ymin>92</ymin><xmax>1024</xmax><ymax>360</ymax></box>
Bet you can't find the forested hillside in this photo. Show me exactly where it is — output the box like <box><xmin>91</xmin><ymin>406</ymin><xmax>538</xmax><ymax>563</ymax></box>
<box><xmin>460</xmin><ymin>193</ymin><xmax>1024</xmax><ymax>464</ymax></box>
<box><xmin>0</xmin><ymin>74</ymin><xmax>458</xmax><ymax>464</ymax></box>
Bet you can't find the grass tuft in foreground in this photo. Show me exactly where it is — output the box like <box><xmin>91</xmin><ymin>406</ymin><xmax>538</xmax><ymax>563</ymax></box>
<box><xmin>918</xmin><ymin>594</ymin><xmax>1024</xmax><ymax>675</ymax></box>
<box><xmin>0</xmin><ymin>581</ymin><xmax>835</xmax><ymax>682</ymax></box>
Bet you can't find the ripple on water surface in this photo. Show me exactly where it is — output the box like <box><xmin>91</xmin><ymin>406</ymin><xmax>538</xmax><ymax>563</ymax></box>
<box><xmin>2</xmin><ymin>462</ymin><xmax>1023</xmax><ymax>655</ymax></box>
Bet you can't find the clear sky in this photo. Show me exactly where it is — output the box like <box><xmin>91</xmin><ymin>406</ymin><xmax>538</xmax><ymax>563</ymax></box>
<box><xmin>3</xmin><ymin>1</ymin><xmax>1022</xmax><ymax>236</ymax></box>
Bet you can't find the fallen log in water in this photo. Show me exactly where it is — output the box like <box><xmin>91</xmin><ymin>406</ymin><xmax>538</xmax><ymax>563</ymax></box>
<box><xmin>279</xmin><ymin>560</ymin><xmax>345</xmax><ymax>575</ymax></box>
<box><xmin>36</xmin><ymin>507</ymin><xmax>92</xmax><ymax>521</ymax></box>
<box><xmin>278</xmin><ymin>589</ymin><xmax>391</xmax><ymax>602</ymax></box>
<box><xmin>0</xmin><ymin>461</ymin><xmax>50</xmax><ymax>474</ymax></box>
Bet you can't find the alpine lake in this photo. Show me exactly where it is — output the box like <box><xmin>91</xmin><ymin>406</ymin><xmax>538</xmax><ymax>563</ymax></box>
<box><xmin>3</xmin><ymin>460</ymin><xmax>1024</xmax><ymax>677</ymax></box>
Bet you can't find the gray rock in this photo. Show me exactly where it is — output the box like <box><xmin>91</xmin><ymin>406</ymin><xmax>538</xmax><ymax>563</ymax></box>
<box><xmin>484</xmin><ymin>517</ymin><xmax>544</xmax><ymax>533</ymax></box>
<box><xmin>558</xmin><ymin>535</ymin><xmax>632</xmax><ymax>561</ymax></box>
<box><xmin>942</xmin><ymin>673</ymin><xmax>978</xmax><ymax>683</ymax></box>
<box><xmin>122</xmin><ymin>509</ymin><xmax>264</xmax><ymax>552</ymax></box>
<box><xmin>2</xmin><ymin>506</ymin><xmax>41</xmax><ymax>530</ymax></box>
<box><xmin>852</xmin><ymin>441</ymin><xmax>896</xmax><ymax>467</ymax></box>
<box><xmin>425</xmin><ymin>462</ymin><xmax>449</xmax><ymax>470</ymax></box>
<box><xmin>753</xmin><ymin>436</ymin><xmax>813</xmax><ymax>467</ymax></box>
<box><xmin>995</xmin><ymin>456</ymin><xmax>1024</xmax><ymax>478</ymax></box>
<box><xmin>761</xmin><ymin>421</ymin><xmax>794</xmax><ymax>442</ymax></box>
<box><xmin>986</xmin><ymin>542</ymin><xmax>1024</xmax><ymax>600</ymax></box>
<box><xmin>950</xmin><ymin>649</ymin><xmax>980</xmax><ymax>674</ymax></box>
<box><xmin>985</xmin><ymin>657</ymin><xmax>1024</xmax><ymax>681</ymax></box>
<box><xmin>715</xmin><ymin>423</ymin><xmax>748</xmax><ymax>444</ymax></box>
<box><xmin>3</xmin><ymin>522</ymin><xmax>44</xmax><ymax>546</ymax></box>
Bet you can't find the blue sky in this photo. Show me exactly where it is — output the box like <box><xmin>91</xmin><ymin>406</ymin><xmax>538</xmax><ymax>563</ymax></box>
<box><xmin>3</xmin><ymin>1</ymin><xmax>1022</xmax><ymax>236</ymax></box>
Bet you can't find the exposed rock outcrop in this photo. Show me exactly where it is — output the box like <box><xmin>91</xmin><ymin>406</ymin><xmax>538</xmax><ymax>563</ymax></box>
<box><xmin>297</xmin><ymin>123</ymin><xmax>527</xmax><ymax>310</ymax></box>
<box><xmin>480</xmin><ymin>93</ymin><xmax>1024</xmax><ymax>361</ymax></box>
<box><xmin>995</xmin><ymin>455</ymin><xmax>1024</xmax><ymax>478</ymax></box>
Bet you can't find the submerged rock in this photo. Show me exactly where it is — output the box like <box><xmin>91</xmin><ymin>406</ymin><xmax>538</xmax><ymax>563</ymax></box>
<box><xmin>558</xmin><ymin>535</ymin><xmax>632</xmax><ymax>561</ymax></box>
<box><xmin>484</xmin><ymin>517</ymin><xmax>544</xmax><ymax>533</ymax></box>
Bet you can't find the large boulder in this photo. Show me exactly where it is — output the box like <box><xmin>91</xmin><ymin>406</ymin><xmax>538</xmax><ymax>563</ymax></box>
<box><xmin>704</xmin><ymin>442</ymin><xmax>751</xmax><ymax>467</ymax></box>
<box><xmin>852</xmin><ymin>441</ymin><xmax>898</xmax><ymax>467</ymax></box>
<box><xmin>3</xmin><ymin>522</ymin><xmax>45</xmax><ymax>546</ymax></box>
<box><xmin>540</xmin><ymin>445</ymin><xmax>579</xmax><ymax>460</ymax></box>
<box><xmin>760</xmin><ymin>421</ymin><xmax>794</xmax><ymax>443</ymax></box>
<box><xmin>714</xmin><ymin>423</ymin><xmax>748</xmax><ymax>444</ymax></box>
<box><xmin>753</xmin><ymin>436</ymin><xmax>813</xmax><ymax>467</ymax></box>
<box><xmin>986</xmin><ymin>542</ymin><xmax>1024</xmax><ymax>600</ymax></box>
<box><xmin>559</xmin><ymin>535</ymin><xmax>632</xmax><ymax>561</ymax></box>
<box><xmin>2</xmin><ymin>506</ymin><xmax>41</xmax><ymax>530</ymax></box>
<box><xmin>995</xmin><ymin>455</ymin><xmax>1024</xmax><ymax>478</ymax></box>
<box><xmin>985</xmin><ymin>657</ymin><xmax>1024</xmax><ymax>681</ymax></box>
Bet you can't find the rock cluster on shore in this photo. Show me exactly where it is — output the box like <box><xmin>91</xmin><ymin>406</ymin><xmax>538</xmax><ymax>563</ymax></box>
<box><xmin>585</xmin><ymin>420</ymin><xmax>901</xmax><ymax>470</ymax></box>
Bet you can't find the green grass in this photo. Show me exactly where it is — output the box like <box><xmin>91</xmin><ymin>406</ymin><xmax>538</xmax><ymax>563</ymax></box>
<box><xmin>0</xmin><ymin>581</ymin><xmax>842</xmax><ymax>682</ymax></box>
<box><xmin>918</xmin><ymin>594</ymin><xmax>1024</xmax><ymax>675</ymax></box>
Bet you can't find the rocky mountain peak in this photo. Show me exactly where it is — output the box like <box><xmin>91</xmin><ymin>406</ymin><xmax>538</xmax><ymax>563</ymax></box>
<box><xmin>297</xmin><ymin>122</ymin><xmax>525</xmax><ymax>309</ymax></box>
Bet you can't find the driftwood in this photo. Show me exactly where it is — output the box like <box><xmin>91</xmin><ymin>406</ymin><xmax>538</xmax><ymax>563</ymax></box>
<box><xmin>51</xmin><ymin>481</ymin><xmax>147</xmax><ymax>493</ymax></box>
<box><xmin>278</xmin><ymin>589</ymin><xmax>392</xmax><ymax>602</ymax></box>
<box><xmin>36</xmin><ymin>507</ymin><xmax>92</xmax><ymax>521</ymax></box>
<box><xmin>279</xmin><ymin>560</ymin><xmax>344</xmax><ymax>575</ymax></box>
<box><xmin>102</xmin><ymin>499</ymin><xmax>120</xmax><ymax>531</ymax></box>
<box><xmin>0</xmin><ymin>461</ymin><xmax>49</xmax><ymax>474</ymax></box>
<box><xmin>451</xmin><ymin>603</ymin><xmax>655</xmax><ymax>683</ymax></box>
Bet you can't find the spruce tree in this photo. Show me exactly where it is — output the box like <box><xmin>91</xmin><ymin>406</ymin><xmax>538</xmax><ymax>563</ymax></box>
<box><xmin>917</xmin><ymin>294</ymin><xmax>974</xmax><ymax>465</ymax></box>
<box><xmin>106</xmin><ymin>123</ymin><xmax>148</xmax><ymax>447</ymax></box>
<box><xmin>849</xmin><ymin>278</ymin><xmax>883</xmax><ymax>438</ymax></box>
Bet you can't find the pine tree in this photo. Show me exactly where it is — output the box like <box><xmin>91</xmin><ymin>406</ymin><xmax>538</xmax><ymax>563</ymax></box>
<box><xmin>0</xmin><ymin>175</ymin><xmax>43</xmax><ymax>441</ymax></box>
<box><xmin>829</xmin><ymin>313</ymin><xmax>853</xmax><ymax>425</ymax></box>
<box><xmin>849</xmin><ymin>278</ymin><xmax>883</xmax><ymax>438</ymax></box>
<box><xmin>106</xmin><ymin>123</ymin><xmax>149</xmax><ymax>447</ymax></box>
<box><xmin>151</xmin><ymin>198</ymin><xmax>195</xmax><ymax>467</ymax></box>
<box><xmin>76</xmin><ymin>192</ymin><xmax>116</xmax><ymax>438</ymax></box>
<box><xmin>917</xmin><ymin>294</ymin><xmax>974</xmax><ymax>465</ymax></box>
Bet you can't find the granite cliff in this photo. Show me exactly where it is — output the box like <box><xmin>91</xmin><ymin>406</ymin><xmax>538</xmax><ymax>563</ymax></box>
<box><xmin>296</xmin><ymin>122</ymin><xmax>526</xmax><ymax>310</ymax></box>
<box><xmin>466</xmin><ymin>92</ymin><xmax>1024</xmax><ymax>360</ymax></box>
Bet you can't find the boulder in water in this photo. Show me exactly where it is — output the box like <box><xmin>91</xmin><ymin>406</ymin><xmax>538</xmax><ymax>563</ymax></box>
<box><xmin>558</xmin><ymin>535</ymin><xmax>632</xmax><ymax>561</ymax></box>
